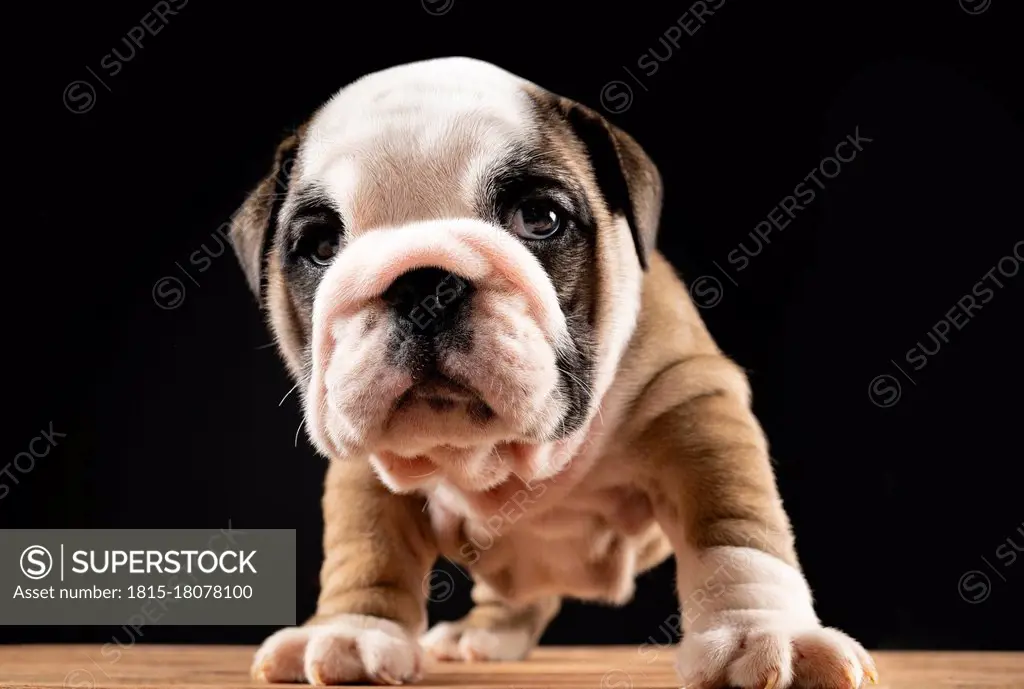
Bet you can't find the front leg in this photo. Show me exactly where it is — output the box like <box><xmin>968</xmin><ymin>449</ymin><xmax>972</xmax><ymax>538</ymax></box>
<box><xmin>253</xmin><ymin>457</ymin><xmax>438</xmax><ymax>685</ymax></box>
<box><xmin>639</xmin><ymin>357</ymin><xmax>878</xmax><ymax>689</ymax></box>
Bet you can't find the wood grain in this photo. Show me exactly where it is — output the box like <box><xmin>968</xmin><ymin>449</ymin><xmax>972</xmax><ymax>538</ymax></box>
<box><xmin>0</xmin><ymin>645</ymin><xmax>1021</xmax><ymax>689</ymax></box>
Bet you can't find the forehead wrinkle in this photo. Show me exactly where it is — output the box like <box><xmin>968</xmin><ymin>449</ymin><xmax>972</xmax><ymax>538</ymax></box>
<box><xmin>348</xmin><ymin>122</ymin><xmax>481</xmax><ymax>232</ymax></box>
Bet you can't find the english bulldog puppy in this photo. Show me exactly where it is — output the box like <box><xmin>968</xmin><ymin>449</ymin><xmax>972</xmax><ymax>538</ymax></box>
<box><xmin>229</xmin><ymin>57</ymin><xmax>877</xmax><ymax>688</ymax></box>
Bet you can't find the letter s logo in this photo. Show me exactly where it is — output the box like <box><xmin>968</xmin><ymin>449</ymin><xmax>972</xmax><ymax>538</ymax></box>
<box><xmin>20</xmin><ymin>545</ymin><xmax>53</xmax><ymax>580</ymax></box>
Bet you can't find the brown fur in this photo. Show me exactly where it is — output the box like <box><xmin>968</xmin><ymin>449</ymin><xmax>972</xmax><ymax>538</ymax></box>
<box><xmin>623</xmin><ymin>254</ymin><xmax>798</xmax><ymax>568</ymax></box>
<box><xmin>307</xmin><ymin>458</ymin><xmax>436</xmax><ymax>635</ymax></box>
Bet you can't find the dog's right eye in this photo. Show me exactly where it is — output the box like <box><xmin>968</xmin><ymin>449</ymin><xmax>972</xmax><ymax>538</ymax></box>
<box><xmin>297</xmin><ymin>224</ymin><xmax>341</xmax><ymax>267</ymax></box>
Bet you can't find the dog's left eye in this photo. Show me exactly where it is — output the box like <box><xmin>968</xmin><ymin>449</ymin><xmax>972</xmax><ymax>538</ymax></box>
<box><xmin>512</xmin><ymin>201</ymin><xmax>563</xmax><ymax>240</ymax></box>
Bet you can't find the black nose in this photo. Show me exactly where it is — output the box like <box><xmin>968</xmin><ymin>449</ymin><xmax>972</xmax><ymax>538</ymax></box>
<box><xmin>381</xmin><ymin>267</ymin><xmax>473</xmax><ymax>335</ymax></box>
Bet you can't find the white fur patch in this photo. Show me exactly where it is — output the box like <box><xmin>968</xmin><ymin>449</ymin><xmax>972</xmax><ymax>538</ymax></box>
<box><xmin>252</xmin><ymin>614</ymin><xmax>422</xmax><ymax>686</ymax></box>
<box><xmin>420</xmin><ymin>622</ymin><xmax>533</xmax><ymax>662</ymax></box>
<box><xmin>676</xmin><ymin>546</ymin><xmax>817</xmax><ymax>633</ymax></box>
<box><xmin>673</xmin><ymin>547</ymin><xmax>877</xmax><ymax>688</ymax></box>
<box><xmin>305</xmin><ymin>58</ymin><xmax>528</xmax><ymax>162</ymax></box>
<box><xmin>588</xmin><ymin>216</ymin><xmax>644</xmax><ymax>429</ymax></box>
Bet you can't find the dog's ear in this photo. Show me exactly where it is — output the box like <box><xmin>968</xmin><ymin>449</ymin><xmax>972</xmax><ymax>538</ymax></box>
<box><xmin>229</xmin><ymin>128</ymin><xmax>304</xmax><ymax>303</ymax></box>
<box><xmin>557</xmin><ymin>100</ymin><xmax>662</xmax><ymax>270</ymax></box>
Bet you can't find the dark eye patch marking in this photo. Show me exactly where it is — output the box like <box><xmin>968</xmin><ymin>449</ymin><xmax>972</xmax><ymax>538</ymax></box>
<box><xmin>478</xmin><ymin>144</ymin><xmax>600</xmax><ymax>438</ymax></box>
<box><xmin>271</xmin><ymin>185</ymin><xmax>346</xmax><ymax>368</ymax></box>
<box><xmin>281</xmin><ymin>187</ymin><xmax>346</xmax><ymax>258</ymax></box>
<box><xmin>479</xmin><ymin>146</ymin><xmax>594</xmax><ymax>231</ymax></box>
<box><xmin>278</xmin><ymin>189</ymin><xmax>345</xmax><ymax>295</ymax></box>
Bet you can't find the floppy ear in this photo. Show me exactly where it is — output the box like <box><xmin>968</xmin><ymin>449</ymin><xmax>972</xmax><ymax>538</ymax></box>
<box><xmin>557</xmin><ymin>100</ymin><xmax>663</xmax><ymax>270</ymax></box>
<box><xmin>229</xmin><ymin>128</ymin><xmax>304</xmax><ymax>304</ymax></box>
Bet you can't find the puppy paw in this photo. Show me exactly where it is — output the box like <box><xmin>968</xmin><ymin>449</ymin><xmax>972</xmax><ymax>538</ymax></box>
<box><xmin>252</xmin><ymin>614</ymin><xmax>423</xmax><ymax>685</ymax></box>
<box><xmin>676</xmin><ymin>623</ymin><xmax>878</xmax><ymax>689</ymax></box>
<box><xmin>420</xmin><ymin>621</ymin><xmax>532</xmax><ymax>661</ymax></box>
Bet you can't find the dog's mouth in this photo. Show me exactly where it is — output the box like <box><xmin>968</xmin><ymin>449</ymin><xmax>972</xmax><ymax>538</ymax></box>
<box><xmin>409</xmin><ymin>376</ymin><xmax>476</xmax><ymax>403</ymax></box>
<box><xmin>362</xmin><ymin>359</ymin><xmax>572</xmax><ymax>497</ymax></box>
<box><xmin>388</xmin><ymin>374</ymin><xmax>496</xmax><ymax>423</ymax></box>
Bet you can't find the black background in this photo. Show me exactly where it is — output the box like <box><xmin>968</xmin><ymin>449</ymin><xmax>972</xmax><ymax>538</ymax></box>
<box><xmin>4</xmin><ymin>0</ymin><xmax>1022</xmax><ymax>652</ymax></box>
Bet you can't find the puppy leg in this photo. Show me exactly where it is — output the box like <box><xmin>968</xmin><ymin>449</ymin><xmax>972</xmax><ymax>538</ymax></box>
<box><xmin>253</xmin><ymin>458</ymin><xmax>437</xmax><ymax>685</ymax></box>
<box><xmin>421</xmin><ymin>582</ymin><xmax>560</xmax><ymax>661</ymax></box>
<box><xmin>638</xmin><ymin>357</ymin><xmax>878</xmax><ymax>689</ymax></box>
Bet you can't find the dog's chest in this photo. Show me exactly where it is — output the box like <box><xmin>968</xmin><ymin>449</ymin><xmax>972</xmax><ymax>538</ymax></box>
<box><xmin>428</xmin><ymin>478</ymin><xmax>672</xmax><ymax>605</ymax></box>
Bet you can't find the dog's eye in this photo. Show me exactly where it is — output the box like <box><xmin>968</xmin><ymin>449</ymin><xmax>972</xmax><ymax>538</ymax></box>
<box><xmin>312</xmin><ymin>237</ymin><xmax>339</xmax><ymax>265</ymax></box>
<box><xmin>299</xmin><ymin>224</ymin><xmax>341</xmax><ymax>267</ymax></box>
<box><xmin>512</xmin><ymin>201</ymin><xmax>562</xmax><ymax>240</ymax></box>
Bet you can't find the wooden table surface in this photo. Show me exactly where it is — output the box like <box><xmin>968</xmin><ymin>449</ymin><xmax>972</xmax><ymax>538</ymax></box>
<box><xmin>1</xmin><ymin>645</ymin><xmax>1021</xmax><ymax>689</ymax></box>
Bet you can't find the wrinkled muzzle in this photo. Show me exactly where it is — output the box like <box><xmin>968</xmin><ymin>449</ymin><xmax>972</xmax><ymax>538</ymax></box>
<box><xmin>304</xmin><ymin>218</ymin><xmax>574</xmax><ymax>494</ymax></box>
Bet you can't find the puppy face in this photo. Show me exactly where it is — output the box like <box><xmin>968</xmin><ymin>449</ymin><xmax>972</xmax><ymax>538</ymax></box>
<box><xmin>230</xmin><ymin>58</ymin><xmax>662</xmax><ymax>502</ymax></box>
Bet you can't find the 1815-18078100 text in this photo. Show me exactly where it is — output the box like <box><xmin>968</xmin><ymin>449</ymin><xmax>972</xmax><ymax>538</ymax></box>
<box><xmin>128</xmin><ymin>584</ymin><xmax>253</xmax><ymax>599</ymax></box>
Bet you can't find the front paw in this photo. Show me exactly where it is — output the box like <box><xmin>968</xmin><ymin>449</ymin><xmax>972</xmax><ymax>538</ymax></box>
<box><xmin>252</xmin><ymin>614</ymin><xmax>423</xmax><ymax>685</ymax></box>
<box><xmin>676</xmin><ymin>621</ymin><xmax>877</xmax><ymax>689</ymax></box>
<box><xmin>420</xmin><ymin>621</ymin><xmax>533</xmax><ymax>661</ymax></box>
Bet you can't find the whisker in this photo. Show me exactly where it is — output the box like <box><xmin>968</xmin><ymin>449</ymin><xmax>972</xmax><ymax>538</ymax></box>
<box><xmin>279</xmin><ymin>383</ymin><xmax>300</xmax><ymax>407</ymax></box>
<box><xmin>558</xmin><ymin>366</ymin><xmax>595</xmax><ymax>397</ymax></box>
